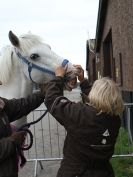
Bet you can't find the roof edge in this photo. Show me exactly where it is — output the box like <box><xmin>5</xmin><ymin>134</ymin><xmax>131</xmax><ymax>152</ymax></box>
<box><xmin>95</xmin><ymin>0</ymin><xmax>108</xmax><ymax>52</ymax></box>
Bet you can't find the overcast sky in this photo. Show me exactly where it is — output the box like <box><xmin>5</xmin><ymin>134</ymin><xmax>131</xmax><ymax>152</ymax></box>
<box><xmin>0</xmin><ymin>0</ymin><xmax>99</xmax><ymax>74</ymax></box>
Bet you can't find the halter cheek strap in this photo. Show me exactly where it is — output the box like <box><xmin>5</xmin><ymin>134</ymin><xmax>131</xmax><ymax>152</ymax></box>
<box><xmin>14</xmin><ymin>48</ymin><xmax>69</xmax><ymax>84</ymax></box>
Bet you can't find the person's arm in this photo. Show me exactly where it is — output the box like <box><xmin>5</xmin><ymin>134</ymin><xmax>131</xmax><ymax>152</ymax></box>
<box><xmin>74</xmin><ymin>64</ymin><xmax>92</xmax><ymax>95</ymax></box>
<box><xmin>80</xmin><ymin>79</ymin><xmax>92</xmax><ymax>95</ymax></box>
<box><xmin>73</xmin><ymin>65</ymin><xmax>92</xmax><ymax>103</ymax></box>
<box><xmin>45</xmin><ymin>66</ymin><xmax>84</xmax><ymax>128</ymax></box>
<box><xmin>2</xmin><ymin>92</ymin><xmax>45</xmax><ymax>122</ymax></box>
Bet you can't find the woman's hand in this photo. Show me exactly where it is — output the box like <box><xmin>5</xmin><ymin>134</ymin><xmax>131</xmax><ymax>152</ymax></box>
<box><xmin>73</xmin><ymin>64</ymin><xmax>85</xmax><ymax>83</ymax></box>
<box><xmin>11</xmin><ymin>131</ymin><xmax>26</xmax><ymax>146</ymax></box>
<box><xmin>55</xmin><ymin>65</ymin><xmax>67</xmax><ymax>77</ymax></box>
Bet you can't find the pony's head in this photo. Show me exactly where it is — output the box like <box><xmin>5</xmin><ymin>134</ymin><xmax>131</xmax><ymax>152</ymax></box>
<box><xmin>8</xmin><ymin>31</ymin><xmax>77</xmax><ymax>91</ymax></box>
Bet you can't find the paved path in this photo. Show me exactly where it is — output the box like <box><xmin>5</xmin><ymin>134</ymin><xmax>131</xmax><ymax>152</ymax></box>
<box><xmin>19</xmin><ymin>161</ymin><xmax>60</xmax><ymax>177</ymax></box>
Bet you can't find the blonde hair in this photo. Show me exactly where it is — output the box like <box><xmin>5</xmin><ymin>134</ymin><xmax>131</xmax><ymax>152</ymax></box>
<box><xmin>88</xmin><ymin>77</ymin><xmax>124</xmax><ymax>115</ymax></box>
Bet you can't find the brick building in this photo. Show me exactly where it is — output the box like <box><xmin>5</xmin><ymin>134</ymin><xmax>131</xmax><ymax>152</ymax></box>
<box><xmin>86</xmin><ymin>0</ymin><xmax>133</xmax><ymax>102</ymax></box>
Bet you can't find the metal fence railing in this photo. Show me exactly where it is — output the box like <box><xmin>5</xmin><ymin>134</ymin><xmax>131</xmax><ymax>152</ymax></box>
<box><xmin>23</xmin><ymin>89</ymin><xmax>81</xmax><ymax>177</ymax></box>
<box><xmin>23</xmin><ymin>95</ymin><xmax>133</xmax><ymax>176</ymax></box>
<box><xmin>113</xmin><ymin>103</ymin><xmax>133</xmax><ymax>158</ymax></box>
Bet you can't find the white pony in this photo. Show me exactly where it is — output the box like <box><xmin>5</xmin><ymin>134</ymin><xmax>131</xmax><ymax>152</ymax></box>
<box><xmin>0</xmin><ymin>31</ymin><xmax>77</xmax><ymax>127</ymax></box>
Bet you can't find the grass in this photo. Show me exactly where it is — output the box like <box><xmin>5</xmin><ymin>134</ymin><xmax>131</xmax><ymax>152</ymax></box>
<box><xmin>111</xmin><ymin>128</ymin><xmax>133</xmax><ymax>177</ymax></box>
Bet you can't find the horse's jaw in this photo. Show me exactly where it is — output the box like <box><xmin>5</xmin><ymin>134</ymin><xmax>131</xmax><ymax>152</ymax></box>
<box><xmin>64</xmin><ymin>77</ymin><xmax>77</xmax><ymax>91</ymax></box>
<box><xmin>0</xmin><ymin>68</ymin><xmax>33</xmax><ymax>99</ymax></box>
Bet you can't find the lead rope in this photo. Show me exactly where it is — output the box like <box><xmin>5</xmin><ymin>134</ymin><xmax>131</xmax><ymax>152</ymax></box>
<box><xmin>16</xmin><ymin>59</ymin><xmax>69</xmax><ymax>167</ymax></box>
<box><xmin>17</xmin><ymin>59</ymin><xmax>69</xmax><ymax>151</ymax></box>
<box><xmin>17</xmin><ymin>109</ymin><xmax>48</xmax><ymax>151</ymax></box>
<box><xmin>15</xmin><ymin>109</ymin><xmax>48</xmax><ymax>168</ymax></box>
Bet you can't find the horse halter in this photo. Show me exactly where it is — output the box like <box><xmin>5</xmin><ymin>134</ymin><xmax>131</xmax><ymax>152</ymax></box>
<box><xmin>14</xmin><ymin>48</ymin><xmax>69</xmax><ymax>84</ymax></box>
<box><xmin>13</xmin><ymin>49</ymin><xmax>69</xmax><ymax>152</ymax></box>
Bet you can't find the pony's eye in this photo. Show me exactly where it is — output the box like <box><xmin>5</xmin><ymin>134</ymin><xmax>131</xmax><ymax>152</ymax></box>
<box><xmin>30</xmin><ymin>53</ymin><xmax>39</xmax><ymax>60</ymax></box>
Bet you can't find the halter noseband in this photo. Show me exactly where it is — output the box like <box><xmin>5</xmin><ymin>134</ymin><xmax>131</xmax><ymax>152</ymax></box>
<box><xmin>14</xmin><ymin>48</ymin><xmax>69</xmax><ymax>84</ymax></box>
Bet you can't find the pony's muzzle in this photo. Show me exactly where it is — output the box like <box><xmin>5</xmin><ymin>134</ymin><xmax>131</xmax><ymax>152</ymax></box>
<box><xmin>63</xmin><ymin>66</ymin><xmax>78</xmax><ymax>91</ymax></box>
<box><xmin>64</xmin><ymin>77</ymin><xmax>77</xmax><ymax>91</ymax></box>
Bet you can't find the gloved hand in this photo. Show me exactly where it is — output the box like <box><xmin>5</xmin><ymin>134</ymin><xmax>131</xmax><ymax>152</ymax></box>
<box><xmin>11</xmin><ymin>131</ymin><xmax>26</xmax><ymax>146</ymax></box>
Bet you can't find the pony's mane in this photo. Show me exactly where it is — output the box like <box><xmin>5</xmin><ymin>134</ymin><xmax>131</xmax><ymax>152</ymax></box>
<box><xmin>0</xmin><ymin>33</ymin><xmax>49</xmax><ymax>84</ymax></box>
<box><xmin>0</xmin><ymin>46</ymin><xmax>13</xmax><ymax>83</ymax></box>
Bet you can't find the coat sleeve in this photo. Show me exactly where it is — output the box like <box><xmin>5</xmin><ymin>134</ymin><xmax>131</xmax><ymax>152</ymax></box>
<box><xmin>80</xmin><ymin>79</ymin><xmax>92</xmax><ymax>95</ymax></box>
<box><xmin>45</xmin><ymin>77</ymin><xmax>84</xmax><ymax>129</ymax></box>
<box><xmin>2</xmin><ymin>92</ymin><xmax>45</xmax><ymax>122</ymax></box>
<box><xmin>80</xmin><ymin>79</ymin><xmax>92</xmax><ymax>103</ymax></box>
<box><xmin>0</xmin><ymin>136</ymin><xmax>16</xmax><ymax>162</ymax></box>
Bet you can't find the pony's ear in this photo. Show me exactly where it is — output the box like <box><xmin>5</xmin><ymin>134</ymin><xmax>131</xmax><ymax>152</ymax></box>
<box><xmin>8</xmin><ymin>31</ymin><xmax>20</xmax><ymax>47</ymax></box>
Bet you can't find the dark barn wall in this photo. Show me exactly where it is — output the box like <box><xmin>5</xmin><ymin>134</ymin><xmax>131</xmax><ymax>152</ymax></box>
<box><xmin>96</xmin><ymin>0</ymin><xmax>133</xmax><ymax>92</ymax></box>
<box><xmin>86</xmin><ymin>40</ymin><xmax>96</xmax><ymax>84</ymax></box>
<box><xmin>88</xmin><ymin>52</ymin><xmax>96</xmax><ymax>84</ymax></box>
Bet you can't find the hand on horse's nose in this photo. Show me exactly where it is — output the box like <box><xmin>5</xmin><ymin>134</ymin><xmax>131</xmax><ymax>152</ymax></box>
<box><xmin>55</xmin><ymin>66</ymin><xmax>67</xmax><ymax>77</ymax></box>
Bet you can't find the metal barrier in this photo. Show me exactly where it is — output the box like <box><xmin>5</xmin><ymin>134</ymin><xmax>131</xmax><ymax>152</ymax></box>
<box><xmin>24</xmin><ymin>108</ymin><xmax>65</xmax><ymax>177</ymax></box>
<box><xmin>23</xmin><ymin>98</ymin><xmax>133</xmax><ymax>177</ymax></box>
<box><xmin>112</xmin><ymin>103</ymin><xmax>133</xmax><ymax>158</ymax></box>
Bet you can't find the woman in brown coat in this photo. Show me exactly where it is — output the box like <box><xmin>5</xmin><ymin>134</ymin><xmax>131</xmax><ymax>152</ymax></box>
<box><xmin>45</xmin><ymin>65</ymin><xmax>124</xmax><ymax>177</ymax></box>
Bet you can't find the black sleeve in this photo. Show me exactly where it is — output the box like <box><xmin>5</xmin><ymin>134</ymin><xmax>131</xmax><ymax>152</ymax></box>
<box><xmin>80</xmin><ymin>79</ymin><xmax>92</xmax><ymax>103</ymax></box>
<box><xmin>2</xmin><ymin>92</ymin><xmax>45</xmax><ymax>122</ymax></box>
<box><xmin>45</xmin><ymin>76</ymin><xmax>84</xmax><ymax>129</ymax></box>
<box><xmin>80</xmin><ymin>79</ymin><xmax>92</xmax><ymax>95</ymax></box>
